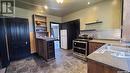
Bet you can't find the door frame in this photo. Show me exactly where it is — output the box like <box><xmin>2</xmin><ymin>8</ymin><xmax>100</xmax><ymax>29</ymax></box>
<box><xmin>50</xmin><ymin>22</ymin><xmax>61</xmax><ymax>48</ymax></box>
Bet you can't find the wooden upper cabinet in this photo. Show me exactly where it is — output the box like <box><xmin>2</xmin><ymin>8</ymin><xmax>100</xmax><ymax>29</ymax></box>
<box><xmin>32</xmin><ymin>14</ymin><xmax>48</xmax><ymax>38</ymax></box>
<box><xmin>88</xmin><ymin>42</ymin><xmax>105</xmax><ymax>54</ymax></box>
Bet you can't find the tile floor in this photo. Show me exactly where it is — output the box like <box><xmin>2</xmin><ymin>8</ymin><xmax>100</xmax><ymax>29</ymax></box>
<box><xmin>6</xmin><ymin>48</ymin><xmax>87</xmax><ymax>73</ymax></box>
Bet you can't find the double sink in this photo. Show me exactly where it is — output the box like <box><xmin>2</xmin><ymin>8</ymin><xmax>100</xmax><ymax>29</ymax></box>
<box><xmin>96</xmin><ymin>44</ymin><xmax>130</xmax><ymax>58</ymax></box>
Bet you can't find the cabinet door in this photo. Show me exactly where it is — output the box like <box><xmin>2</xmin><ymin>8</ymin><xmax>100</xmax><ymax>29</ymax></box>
<box><xmin>6</xmin><ymin>18</ymin><xmax>30</xmax><ymax>61</ymax></box>
<box><xmin>0</xmin><ymin>18</ymin><xmax>9</xmax><ymax>68</ymax></box>
<box><xmin>89</xmin><ymin>42</ymin><xmax>104</xmax><ymax>54</ymax></box>
<box><xmin>88</xmin><ymin>59</ymin><xmax>120</xmax><ymax>73</ymax></box>
<box><xmin>37</xmin><ymin>39</ymin><xmax>45</xmax><ymax>57</ymax></box>
<box><xmin>47</xmin><ymin>41</ymin><xmax>55</xmax><ymax>59</ymax></box>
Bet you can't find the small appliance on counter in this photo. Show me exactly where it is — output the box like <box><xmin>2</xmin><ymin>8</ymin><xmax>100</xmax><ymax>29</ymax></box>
<box><xmin>73</xmin><ymin>34</ymin><xmax>94</xmax><ymax>61</ymax></box>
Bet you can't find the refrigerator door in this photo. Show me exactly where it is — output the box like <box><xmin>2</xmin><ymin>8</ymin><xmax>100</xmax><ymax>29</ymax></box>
<box><xmin>60</xmin><ymin>30</ymin><xmax>68</xmax><ymax>49</ymax></box>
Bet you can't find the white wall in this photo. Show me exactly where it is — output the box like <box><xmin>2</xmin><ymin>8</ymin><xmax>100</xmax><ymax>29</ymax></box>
<box><xmin>62</xmin><ymin>0</ymin><xmax>122</xmax><ymax>30</ymax></box>
<box><xmin>1</xmin><ymin>0</ymin><xmax>122</xmax><ymax>52</ymax></box>
<box><xmin>2</xmin><ymin>7</ymin><xmax>62</xmax><ymax>53</ymax></box>
<box><xmin>122</xmin><ymin>0</ymin><xmax>130</xmax><ymax>42</ymax></box>
<box><xmin>3</xmin><ymin>7</ymin><xmax>62</xmax><ymax>32</ymax></box>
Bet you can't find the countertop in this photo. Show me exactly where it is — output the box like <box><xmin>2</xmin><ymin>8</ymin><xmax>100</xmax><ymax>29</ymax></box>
<box><xmin>36</xmin><ymin>37</ymin><xmax>56</xmax><ymax>41</ymax></box>
<box><xmin>87</xmin><ymin>44</ymin><xmax>130</xmax><ymax>72</ymax></box>
<box><xmin>89</xmin><ymin>39</ymin><xmax>130</xmax><ymax>47</ymax></box>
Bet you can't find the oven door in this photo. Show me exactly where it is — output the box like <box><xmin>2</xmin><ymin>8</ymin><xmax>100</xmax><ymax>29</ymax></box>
<box><xmin>73</xmin><ymin>40</ymin><xmax>88</xmax><ymax>55</ymax></box>
<box><xmin>73</xmin><ymin>41</ymin><xmax>87</xmax><ymax>48</ymax></box>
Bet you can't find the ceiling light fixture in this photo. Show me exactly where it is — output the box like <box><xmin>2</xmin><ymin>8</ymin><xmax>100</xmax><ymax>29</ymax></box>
<box><xmin>88</xmin><ymin>2</ymin><xmax>90</xmax><ymax>5</ymax></box>
<box><xmin>44</xmin><ymin>5</ymin><xmax>48</xmax><ymax>9</ymax></box>
<box><xmin>56</xmin><ymin>0</ymin><xmax>63</xmax><ymax>4</ymax></box>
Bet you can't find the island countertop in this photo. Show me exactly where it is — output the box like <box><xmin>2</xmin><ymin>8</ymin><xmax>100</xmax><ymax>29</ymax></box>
<box><xmin>87</xmin><ymin>44</ymin><xmax>130</xmax><ymax>72</ymax></box>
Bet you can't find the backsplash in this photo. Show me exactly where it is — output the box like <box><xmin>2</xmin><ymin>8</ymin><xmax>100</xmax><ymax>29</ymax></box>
<box><xmin>80</xmin><ymin>29</ymin><xmax>121</xmax><ymax>40</ymax></box>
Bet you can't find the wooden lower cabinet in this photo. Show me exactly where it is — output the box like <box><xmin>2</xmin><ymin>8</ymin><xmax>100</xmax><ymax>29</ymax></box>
<box><xmin>88</xmin><ymin>59</ymin><xmax>122</xmax><ymax>73</ymax></box>
<box><xmin>37</xmin><ymin>39</ymin><xmax>55</xmax><ymax>61</ymax></box>
<box><xmin>89</xmin><ymin>42</ymin><xmax>105</xmax><ymax>54</ymax></box>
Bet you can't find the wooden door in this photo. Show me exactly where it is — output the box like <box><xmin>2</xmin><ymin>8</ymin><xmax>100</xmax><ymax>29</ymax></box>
<box><xmin>0</xmin><ymin>18</ymin><xmax>9</xmax><ymax>67</ymax></box>
<box><xmin>6</xmin><ymin>18</ymin><xmax>30</xmax><ymax>61</ymax></box>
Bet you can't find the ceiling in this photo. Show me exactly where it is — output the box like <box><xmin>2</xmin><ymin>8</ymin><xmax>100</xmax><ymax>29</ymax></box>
<box><xmin>15</xmin><ymin>0</ymin><xmax>104</xmax><ymax>17</ymax></box>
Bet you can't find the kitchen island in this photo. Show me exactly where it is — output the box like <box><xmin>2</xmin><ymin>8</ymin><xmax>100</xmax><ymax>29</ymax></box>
<box><xmin>87</xmin><ymin>44</ymin><xmax>130</xmax><ymax>73</ymax></box>
<box><xmin>36</xmin><ymin>37</ymin><xmax>56</xmax><ymax>61</ymax></box>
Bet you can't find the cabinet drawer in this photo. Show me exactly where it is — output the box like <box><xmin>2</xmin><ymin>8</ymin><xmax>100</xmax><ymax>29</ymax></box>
<box><xmin>73</xmin><ymin>48</ymin><xmax>86</xmax><ymax>55</ymax></box>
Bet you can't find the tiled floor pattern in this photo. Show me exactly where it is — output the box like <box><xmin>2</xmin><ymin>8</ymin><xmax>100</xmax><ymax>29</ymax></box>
<box><xmin>6</xmin><ymin>49</ymin><xmax>87</xmax><ymax>73</ymax></box>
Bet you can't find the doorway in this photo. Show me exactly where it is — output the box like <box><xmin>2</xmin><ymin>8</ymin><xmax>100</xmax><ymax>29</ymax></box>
<box><xmin>50</xmin><ymin>22</ymin><xmax>60</xmax><ymax>49</ymax></box>
<box><xmin>5</xmin><ymin>18</ymin><xmax>30</xmax><ymax>61</ymax></box>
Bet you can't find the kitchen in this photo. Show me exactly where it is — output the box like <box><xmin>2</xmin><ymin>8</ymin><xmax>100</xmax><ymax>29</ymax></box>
<box><xmin>0</xmin><ymin>0</ymin><xmax>130</xmax><ymax>73</ymax></box>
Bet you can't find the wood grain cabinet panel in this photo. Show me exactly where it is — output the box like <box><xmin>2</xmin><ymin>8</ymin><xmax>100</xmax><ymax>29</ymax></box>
<box><xmin>88</xmin><ymin>42</ymin><xmax>105</xmax><ymax>54</ymax></box>
<box><xmin>37</xmin><ymin>39</ymin><xmax>55</xmax><ymax>61</ymax></box>
<box><xmin>88</xmin><ymin>59</ymin><xmax>122</xmax><ymax>73</ymax></box>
